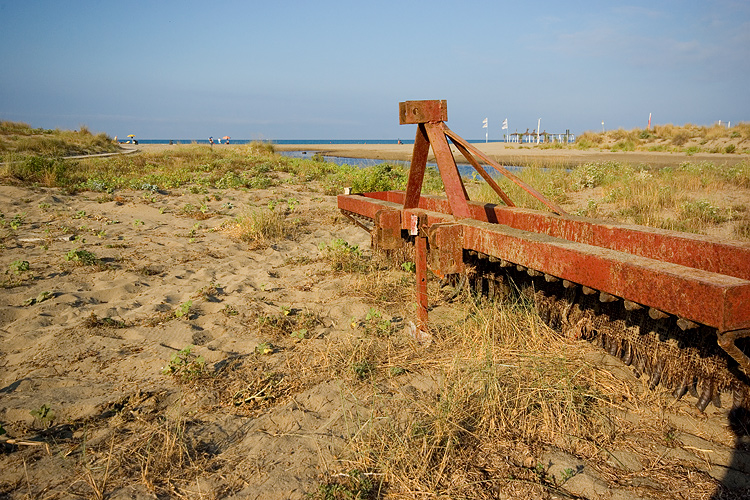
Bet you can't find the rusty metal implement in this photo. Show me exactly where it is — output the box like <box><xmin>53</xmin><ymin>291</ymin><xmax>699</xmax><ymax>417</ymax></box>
<box><xmin>338</xmin><ymin>100</ymin><xmax>750</xmax><ymax>410</ymax></box>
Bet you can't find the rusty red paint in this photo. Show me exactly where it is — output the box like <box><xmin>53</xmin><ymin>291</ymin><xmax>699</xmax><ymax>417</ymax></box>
<box><xmin>428</xmin><ymin>223</ymin><xmax>465</xmax><ymax>277</ymax></box>
<box><xmin>404</xmin><ymin>124</ymin><xmax>429</xmax><ymax>209</ymax></box>
<box><xmin>374</xmin><ymin>209</ymin><xmax>402</xmax><ymax>250</ymax></box>
<box><xmin>399</xmin><ymin>100</ymin><xmax>448</xmax><ymax>124</ymax></box>
<box><xmin>341</xmin><ymin>191</ymin><xmax>750</xmax><ymax>282</ymax></box>
<box><xmin>457</xmin><ymin>219</ymin><xmax>750</xmax><ymax>332</ymax></box>
<box><xmin>424</xmin><ymin>122</ymin><xmax>472</xmax><ymax>218</ymax></box>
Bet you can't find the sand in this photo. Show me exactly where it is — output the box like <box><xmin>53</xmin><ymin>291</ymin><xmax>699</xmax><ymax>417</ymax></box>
<box><xmin>0</xmin><ymin>180</ymin><xmax>378</xmax><ymax>498</ymax></box>
<box><xmin>1</xmin><ymin>147</ymin><xmax>749</xmax><ymax>498</ymax></box>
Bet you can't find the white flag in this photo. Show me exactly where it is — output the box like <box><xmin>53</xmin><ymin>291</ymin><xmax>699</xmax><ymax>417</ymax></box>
<box><xmin>482</xmin><ymin>117</ymin><xmax>488</xmax><ymax>128</ymax></box>
<box><xmin>502</xmin><ymin>118</ymin><xmax>508</xmax><ymax>130</ymax></box>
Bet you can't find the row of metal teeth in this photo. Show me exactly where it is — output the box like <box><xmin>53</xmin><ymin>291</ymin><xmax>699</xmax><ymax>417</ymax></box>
<box><xmin>466</xmin><ymin>250</ymin><xmax>700</xmax><ymax>330</ymax></box>
<box><xmin>340</xmin><ymin>210</ymin><xmax>375</xmax><ymax>232</ymax></box>
<box><xmin>595</xmin><ymin>331</ymin><xmax>747</xmax><ymax>411</ymax></box>
<box><xmin>464</xmin><ymin>250</ymin><xmax>749</xmax><ymax>412</ymax></box>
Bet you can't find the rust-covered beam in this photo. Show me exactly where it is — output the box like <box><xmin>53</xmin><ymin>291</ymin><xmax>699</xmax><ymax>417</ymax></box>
<box><xmin>457</xmin><ymin>218</ymin><xmax>750</xmax><ymax>332</ymax></box>
<box><xmin>341</xmin><ymin>191</ymin><xmax>750</xmax><ymax>281</ymax></box>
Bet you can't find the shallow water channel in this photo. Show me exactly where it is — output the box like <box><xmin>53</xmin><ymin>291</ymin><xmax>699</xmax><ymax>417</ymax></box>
<box><xmin>278</xmin><ymin>150</ymin><xmax>525</xmax><ymax>178</ymax></box>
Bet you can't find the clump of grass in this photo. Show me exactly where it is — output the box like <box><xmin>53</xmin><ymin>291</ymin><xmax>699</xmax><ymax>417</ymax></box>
<box><xmin>319</xmin><ymin>238</ymin><xmax>371</xmax><ymax>273</ymax></box>
<box><xmin>735</xmin><ymin>220</ymin><xmax>750</xmax><ymax>239</ymax></box>
<box><xmin>678</xmin><ymin>199</ymin><xmax>729</xmax><ymax>226</ymax></box>
<box><xmin>222</xmin><ymin>207</ymin><xmax>299</xmax><ymax>249</ymax></box>
<box><xmin>1</xmin><ymin>156</ymin><xmax>73</xmax><ymax>186</ymax></box>
<box><xmin>30</xmin><ymin>404</ymin><xmax>56</xmax><ymax>429</ymax></box>
<box><xmin>65</xmin><ymin>248</ymin><xmax>99</xmax><ymax>266</ymax></box>
<box><xmin>161</xmin><ymin>345</ymin><xmax>207</xmax><ymax>382</ymax></box>
<box><xmin>569</xmin><ymin>161</ymin><xmax>633</xmax><ymax>189</ymax></box>
<box><xmin>313</xmin><ymin>470</ymin><xmax>380</xmax><ymax>499</ymax></box>
<box><xmin>9</xmin><ymin>259</ymin><xmax>30</xmax><ymax>274</ymax></box>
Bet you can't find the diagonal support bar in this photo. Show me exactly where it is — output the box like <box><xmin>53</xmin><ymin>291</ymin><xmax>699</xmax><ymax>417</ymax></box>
<box><xmin>449</xmin><ymin>134</ymin><xmax>515</xmax><ymax>208</ymax></box>
<box><xmin>443</xmin><ymin>125</ymin><xmax>567</xmax><ymax>215</ymax></box>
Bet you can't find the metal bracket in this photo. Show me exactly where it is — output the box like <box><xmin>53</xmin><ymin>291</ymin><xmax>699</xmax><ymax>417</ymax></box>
<box><xmin>717</xmin><ymin>329</ymin><xmax>750</xmax><ymax>379</ymax></box>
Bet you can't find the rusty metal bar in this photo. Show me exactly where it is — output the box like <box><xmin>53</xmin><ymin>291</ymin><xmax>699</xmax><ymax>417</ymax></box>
<box><xmin>340</xmin><ymin>191</ymin><xmax>750</xmax><ymax>282</ymax></box>
<box><xmin>399</xmin><ymin>100</ymin><xmax>448</xmax><ymax>125</ymax></box>
<box><xmin>424</xmin><ymin>122</ymin><xmax>472</xmax><ymax>218</ymax></box>
<box><xmin>404</xmin><ymin>123</ymin><xmax>429</xmax><ymax>209</ymax></box>
<box><xmin>717</xmin><ymin>329</ymin><xmax>750</xmax><ymax>379</ymax></box>
<box><xmin>450</xmin><ymin>138</ymin><xmax>516</xmax><ymax>208</ymax></box>
<box><xmin>455</xmin><ymin>219</ymin><xmax>750</xmax><ymax>332</ymax></box>
<box><xmin>415</xmin><ymin>223</ymin><xmax>429</xmax><ymax>332</ymax></box>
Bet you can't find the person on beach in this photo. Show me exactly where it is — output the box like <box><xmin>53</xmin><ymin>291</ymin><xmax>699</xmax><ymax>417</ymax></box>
<box><xmin>209</xmin><ymin>136</ymin><xmax>214</xmax><ymax>147</ymax></box>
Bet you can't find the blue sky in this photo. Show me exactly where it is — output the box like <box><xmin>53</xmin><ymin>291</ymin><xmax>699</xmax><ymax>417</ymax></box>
<box><xmin>1</xmin><ymin>0</ymin><xmax>748</xmax><ymax>140</ymax></box>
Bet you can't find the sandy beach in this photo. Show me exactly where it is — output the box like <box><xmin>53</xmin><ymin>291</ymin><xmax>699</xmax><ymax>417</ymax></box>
<box><xmin>1</xmin><ymin>144</ymin><xmax>749</xmax><ymax>498</ymax></box>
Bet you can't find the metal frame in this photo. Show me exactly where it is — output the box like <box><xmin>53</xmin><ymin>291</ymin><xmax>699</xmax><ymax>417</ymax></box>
<box><xmin>338</xmin><ymin>100</ymin><xmax>750</xmax><ymax>378</ymax></box>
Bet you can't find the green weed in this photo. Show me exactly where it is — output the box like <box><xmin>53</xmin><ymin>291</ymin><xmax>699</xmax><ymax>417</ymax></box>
<box><xmin>9</xmin><ymin>259</ymin><xmax>30</xmax><ymax>274</ymax></box>
<box><xmin>161</xmin><ymin>346</ymin><xmax>207</xmax><ymax>382</ymax></box>
<box><xmin>30</xmin><ymin>404</ymin><xmax>55</xmax><ymax>428</ymax></box>
<box><xmin>254</xmin><ymin>342</ymin><xmax>275</xmax><ymax>355</ymax></box>
<box><xmin>352</xmin><ymin>360</ymin><xmax>375</xmax><ymax>380</ymax></box>
<box><xmin>174</xmin><ymin>300</ymin><xmax>193</xmax><ymax>319</ymax></box>
<box><xmin>319</xmin><ymin>238</ymin><xmax>370</xmax><ymax>273</ymax></box>
<box><xmin>313</xmin><ymin>469</ymin><xmax>379</xmax><ymax>500</ymax></box>
<box><xmin>65</xmin><ymin>248</ymin><xmax>99</xmax><ymax>266</ymax></box>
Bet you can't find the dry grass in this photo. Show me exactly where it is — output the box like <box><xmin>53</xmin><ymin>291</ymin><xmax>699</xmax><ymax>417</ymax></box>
<box><xmin>574</xmin><ymin>122</ymin><xmax>750</xmax><ymax>154</ymax></box>
<box><xmin>327</xmin><ymin>293</ymin><xmax>623</xmax><ymax>498</ymax></box>
<box><xmin>0</xmin><ymin>122</ymin><xmax>118</xmax><ymax>157</ymax></box>
<box><xmin>221</xmin><ymin>206</ymin><xmax>306</xmax><ymax>249</ymax></box>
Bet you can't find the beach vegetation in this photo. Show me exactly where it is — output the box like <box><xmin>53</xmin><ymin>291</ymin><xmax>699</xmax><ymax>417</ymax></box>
<box><xmin>254</xmin><ymin>342</ymin><xmax>275</xmax><ymax>355</ymax></box>
<box><xmin>1</xmin><ymin>121</ymin><xmax>118</xmax><ymax>157</ymax></box>
<box><xmin>313</xmin><ymin>469</ymin><xmax>379</xmax><ymax>500</ymax></box>
<box><xmin>9</xmin><ymin>259</ymin><xmax>30</xmax><ymax>274</ymax></box>
<box><xmin>162</xmin><ymin>345</ymin><xmax>208</xmax><ymax>382</ymax></box>
<box><xmin>2</xmin><ymin>125</ymin><xmax>447</xmax><ymax>200</ymax></box>
<box><xmin>174</xmin><ymin>300</ymin><xmax>193</xmax><ymax>319</ymax></box>
<box><xmin>319</xmin><ymin>238</ymin><xmax>370</xmax><ymax>273</ymax></box>
<box><xmin>30</xmin><ymin>404</ymin><xmax>56</xmax><ymax>429</ymax></box>
<box><xmin>65</xmin><ymin>248</ymin><xmax>100</xmax><ymax>266</ymax></box>
<box><xmin>574</xmin><ymin>121</ymin><xmax>750</xmax><ymax>154</ymax></box>
<box><xmin>223</xmin><ymin>207</ymin><xmax>302</xmax><ymax>249</ymax></box>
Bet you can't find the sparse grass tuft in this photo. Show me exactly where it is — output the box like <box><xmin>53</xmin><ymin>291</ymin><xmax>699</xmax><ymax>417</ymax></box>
<box><xmin>65</xmin><ymin>248</ymin><xmax>100</xmax><ymax>266</ymax></box>
<box><xmin>162</xmin><ymin>345</ymin><xmax>208</xmax><ymax>382</ymax></box>
<box><xmin>319</xmin><ymin>238</ymin><xmax>371</xmax><ymax>273</ymax></box>
<box><xmin>222</xmin><ymin>207</ymin><xmax>301</xmax><ymax>248</ymax></box>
